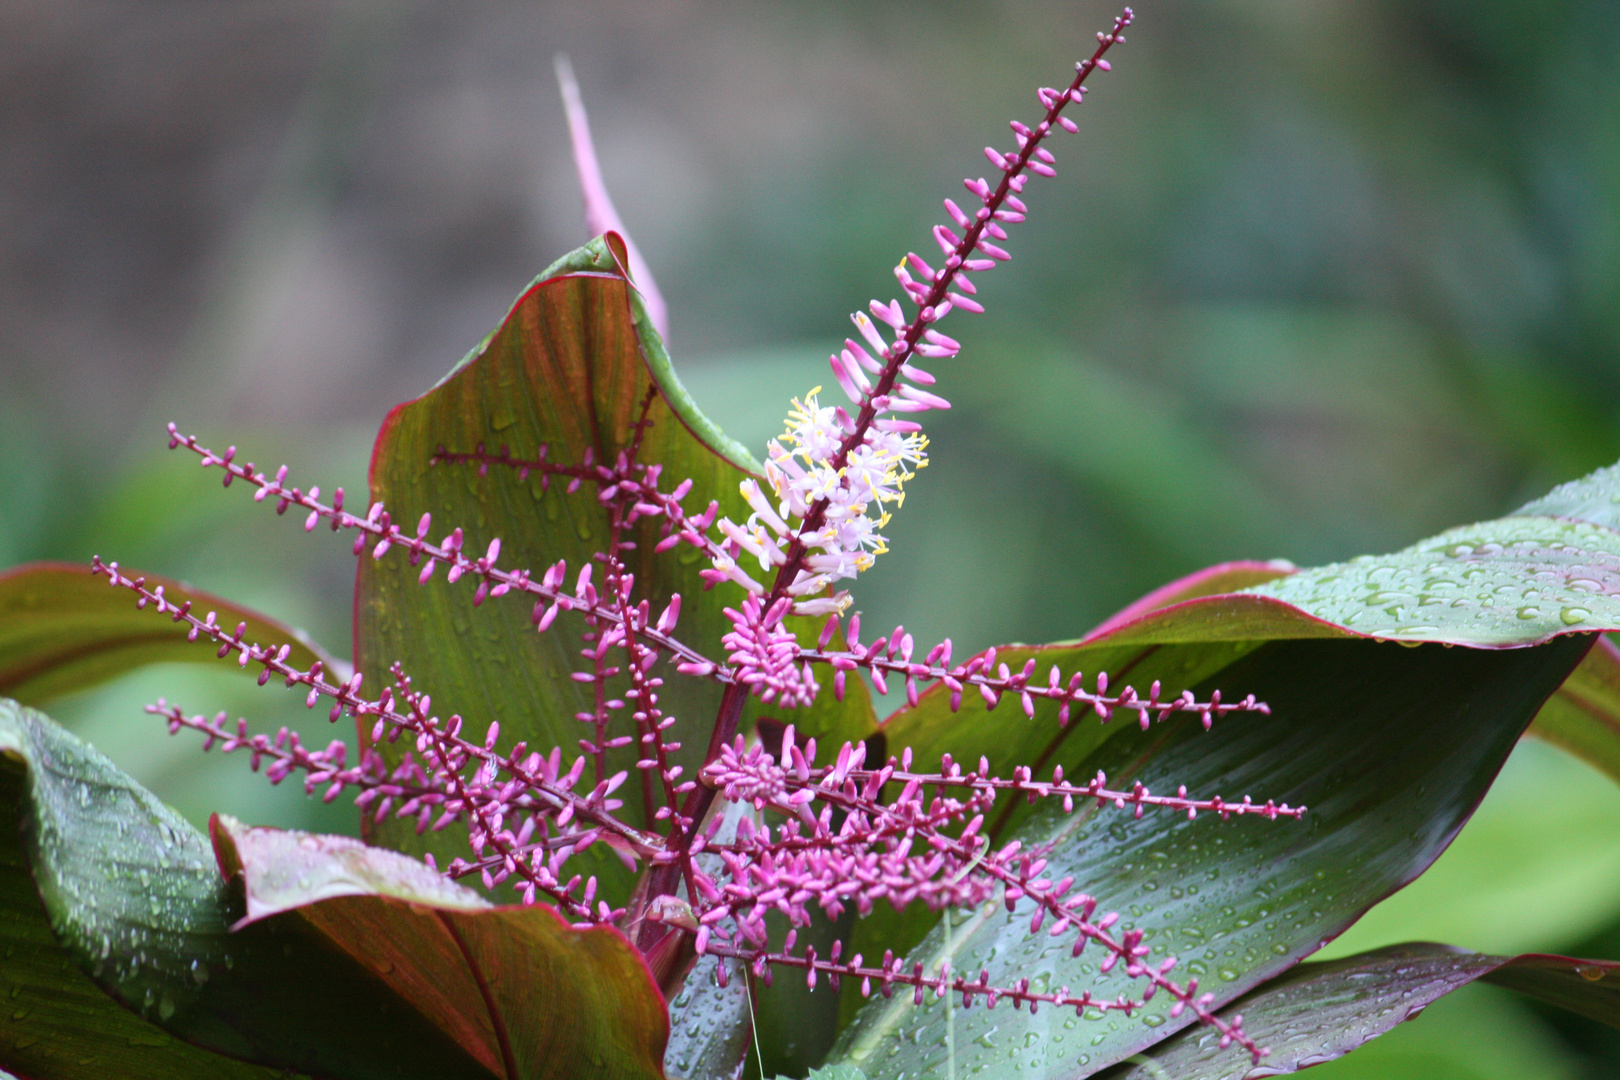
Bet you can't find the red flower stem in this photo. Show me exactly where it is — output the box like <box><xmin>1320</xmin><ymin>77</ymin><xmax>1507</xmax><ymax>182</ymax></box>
<box><xmin>758</xmin><ymin>9</ymin><xmax>1135</xmax><ymax>618</ymax></box>
<box><xmin>91</xmin><ymin>557</ymin><xmax>665</xmax><ymax>864</ymax></box>
<box><xmin>163</xmin><ymin>423</ymin><xmax>726</xmax><ymax>678</ymax></box>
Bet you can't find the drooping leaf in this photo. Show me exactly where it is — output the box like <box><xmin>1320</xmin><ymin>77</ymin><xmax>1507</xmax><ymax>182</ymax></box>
<box><xmin>826</xmin><ymin>635</ymin><xmax>1591</xmax><ymax>1079</ymax></box>
<box><xmin>0</xmin><ymin>712</ymin><xmax>296</xmax><ymax>1079</ymax></box>
<box><xmin>356</xmin><ymin>235</ymin><xmax>875</xmax><ymax>900</ymax></box>
<box><xmin>1524</xmin><ymin>635</ymin><xmax>1620</xmax><ymax>784</ymax></box>
<box><xmin>213</xmin><ymin>816</ymin><xmax>670</xmax><ymax>1080</ymax></box>
<box><xmin>0</xmin><ymin>562</ymin><xmax>338</xmax><ymax>705</ymax></box>
<box><xmin>0</xmin><ymin>696</ymin><xmax>664</xmax><ymax>1080</ymax></box>
<box><xmin>820</xmin><ymin>460</ymin><xmax>1620</xmax><ymax>1075</ymax></box>
<box><xmin>1097</xmin><ymin>943</ymin><xmax>1620</xmax><ymax>1079</ymax></box>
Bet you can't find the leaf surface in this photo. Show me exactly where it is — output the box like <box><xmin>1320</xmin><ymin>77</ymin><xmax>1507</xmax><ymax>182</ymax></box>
<box><xmin>661</xmin><ymin>954</ymin><xmax>751</xmax><ymax>1080</ymax></box>
<box><xmin>214</xmin><ymin>816</ymin><xmax>670</xmax><ymax>1080</ymax></box>
<box><xmin>826</xmin><ymin>459</ymin><xmax>1620</xmax><ymax>1076</ymax></box>
<box><xmin>0</xmin><ymin>562</ymin><xmax>337</xmax><ymax>705</ymax></box>
<box><xmin>356</xmin><ymin>236</ymin><xmax>875</xmax><ymax>900</ymax></box>
<box><xmin>1098</xmin><ymin>943</ymin><xmax>1620</xmax><ymax>1079</ymax></box>
<box><xmin>0</xmin><ymin>697</ymin><xmax>667</xmax><ymax>1080</ymax></box>
<box><xmin>0</xmin><ymin>709</ymin><xmax>294</xmax><ymax>1079</ymax></box>
<box><xmin>829</xmin><ymin>635</ymin><xmax>1590</xmax><ymax>1078</ymax></box>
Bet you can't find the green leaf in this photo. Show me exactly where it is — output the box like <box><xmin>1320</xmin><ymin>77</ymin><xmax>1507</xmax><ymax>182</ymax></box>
<box><xmin>821</xmin><ymin>459</ymin><xmax>1620</xmax><ymax>1076</ymax></box>
<box><xmin>356</xmin><ymin>235</ymin><xmax>874</xmax><ymax>899</ymax></box>
<box><xmin>213</xmin><ymin>816</ymin><xmax>670</xmax><ymax>1080</ymax></box>
<box><xmin>662</xmin><ymin>954</ymin><xmax>751</xmax><ymax>1080</ymax></box>
<box><xmin>0</xmin><ymin>562</ymin><xmax>338</xmax><ymax>705</ymax></box>
<box><xmin>1097</xmin><ymin>943</ymin><xmax>1620</xmax><ymax>1079</ymax></box>
<box><xmin>827</xmin><ymin>634</ymin><xmax>1590</xmax><ymax>1078</ymax></box>
<box><xmin>0</xmin><ymin>696</ymin><xmax>663</xmax><ymax>1079</ymax></box>
<box><xmin>0</xmin><ymin>713</ymin><xmax>296</xmax><ymax>1078</ymax></box>
<box><xmin>1523</xmin><ymin>635</ymin><xmax>1620</xmax><ymax>784</ymax></box>
<box><xmin>1244</xmin><ymin>461</ymin><xmax>1620</xmax><ymax>645</ymax></box>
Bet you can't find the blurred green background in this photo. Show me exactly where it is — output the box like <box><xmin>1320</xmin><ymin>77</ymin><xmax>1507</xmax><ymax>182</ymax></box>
<box><xmin>3</xmin><ymin>1</ymin><xmax>1618</xmax><ymax>1075</ymax></box>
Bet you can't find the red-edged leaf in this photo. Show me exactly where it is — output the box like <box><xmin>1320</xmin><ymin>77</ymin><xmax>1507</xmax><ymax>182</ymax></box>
<box><xmin>0</xmin><ymin>700</ymin><xmax>306</xmax><ymax>1080</ymax></box>
<box><xmin>213</xmin><ymin>816</ymin><xmax>670</xmax><ymax>1080</ymax></box>
<box><xmin>355</xmin><ymin>236</ymin><xmax>875</xmax><ymax>901</ymax></box>
<box><xmin>1100</xmin><ymin>943</ymin><xmax>1620</xmax><ymax>1079</ymax></box>
<box><xmin>827</xmin><ymin>635</ymin><xmax>1590</xmax><ymax>1078</ymax></box>
<box><xmin>0</xmin><ymin>697</ymin><xmax>495</xmax><ymax>1080</ymax></box>
<box><xmin>0</xmin><ymin>561</ymin><xmax>338</xmax><ymax>705</ymax></box>
<box><xmin>828</xmin><ymin>459</ymin><xmax>1620</xmax><ymax>1077</ymax></box>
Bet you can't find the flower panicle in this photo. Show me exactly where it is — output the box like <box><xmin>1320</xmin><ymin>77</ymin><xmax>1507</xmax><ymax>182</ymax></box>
<box><xmin>164</xmin><ymin>423</ymin><xmax>725</xmax><ymax>677</ymax></box>
<box><xmin>117</xmin><ymin>12</ymin><xmax>1300</xmax><ymax>1062</ymax></box>
<box><xmin>92</xmin><ymin>557</ymin><xmax>659</xmax><ymax>924</ymax></box>
<box><xmin>705</xmin><ymin>8</ymin><xmax>1135</xmax><ymax>698</ymax></box>
<box><xmin>682</xmin><ymin>712</ymin><xmax>1276</xmax><ymax>1062</ymax></box>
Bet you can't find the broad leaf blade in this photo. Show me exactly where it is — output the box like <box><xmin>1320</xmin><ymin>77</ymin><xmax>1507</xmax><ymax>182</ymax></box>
<box><xmin>0</xmin><ymin>715</ymin><xmax>296</xmax><ymax>1079</ymax></box>
<box><xmin>829</xmin><ymin>459</ymin><xmax>1620</xmax><ymax>1075</ymax></box>
<box><xmin>214</xmin><ymin>817</ymin><xmax>670</xmax><ymax>1080</ymax></box>
<box><xmin>0</xmin><ymin>696</ymin><xmax>658</xmax><ymax>1080</ymax></box>
<box><xmin>356</xmin><ymin>236</ymin><xmax>874</xmax><ymax>899</ymax></box>
<box><xmin>1524</xmin><ymin>635</ymin><xmax>1620</xmax><ymax>784</ymax></box>
<box><xmin>828</xmin><ymin>635</ymin><xmax>1591</xmax><ymax>1079</ymax></box>
<box><xmin>0</xmin><ymin>562</ymin><xmax>337</xmax><ymax>705</ymax></box>
<box><xmin>1098</xmin><ymin>944</ymin><xmax>1620</xmax><ymax>1079</ymax></box>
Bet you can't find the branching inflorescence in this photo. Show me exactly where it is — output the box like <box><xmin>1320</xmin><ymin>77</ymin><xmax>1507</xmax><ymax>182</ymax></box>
<box><xmin>92</xmin><ymin>6</ymin><xmax>1302</xmax><ymax>1064</ymax></box>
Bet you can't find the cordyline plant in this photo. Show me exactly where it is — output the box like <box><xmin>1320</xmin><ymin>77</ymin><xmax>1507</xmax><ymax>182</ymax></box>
<box><xmin>6</xmin><ymin>8</ymin><xmax>1620</xmax><ymax>1080</ymax></box>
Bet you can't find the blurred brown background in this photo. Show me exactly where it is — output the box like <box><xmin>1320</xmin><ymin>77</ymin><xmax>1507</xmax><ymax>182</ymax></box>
<box><xmin>3</xmin><ymin>2</ymin><xmax>1619</xmax><ymax>1075</ymax></box>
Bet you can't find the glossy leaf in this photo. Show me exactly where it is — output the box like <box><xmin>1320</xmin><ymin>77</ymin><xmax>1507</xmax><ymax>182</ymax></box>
<box><xmin>1098</xmin><ymin>943</ymin><xmax>1620</xmax><ymax>1079</ymax></box>
<box><xmin>0</xmin><ymin>696</ymin><xmax>660</xmax><ymax>1080</ymax></box>
<box><xmin>1524</xmin><ymin>635</ymin><xmax>1620</xmax><ymax>784</ymax></box>
<box><xmin>817</xmin><ymin>459</ymin><xmax>1620</xmax><ymax>1075</ymax></box>
<box><xmin>0</xmin><ymin>561</ymin><xmax>337</xmax><ymax>705</ymax></box>
<box><xmin>1244</xmin><ymin>460</ymin><xmax>1620</xmax><ymax>646</ymax></box>
<box><xmin>664</xmin><ymin>799</ymin><xmax>754</xmax><ymax>1080</ymax></box>
<box><xmin>356</xmin><ymin>236</ymin><xmax>875</xmax><ymax>899</ymax></box>
<box><xmin>662</xmin><ymin>954</ymin><xmax>751</xmax><ymax>1080</ymax></box>
<box><xmin>213</xmin><ymin>816</ymin><xmax>670</xmax><ymax>1080</ymax></box>
<box><xmin>827</xmin><ymin>634</ymin><xmax>1590</xmax><ymax>1078</ymax></box>
<box><xmin>0</xmin><ymin>710</ymin><xmax>295</xmax><ymax>1078</ymax></box>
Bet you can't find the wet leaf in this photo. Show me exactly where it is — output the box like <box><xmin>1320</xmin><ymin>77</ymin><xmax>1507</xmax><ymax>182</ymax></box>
<box><xmin>822</xmin><ymin>460</ymin><xmax>1620</xmax><ymax>1075</ymax></box>
<box><xmin>0</xmin><ymin>709</ymin><xmax>298</xmax><ymax>1078</ymax></box>
<box><xmin>827</xmin><ymin>635</ymin><xmax>1590</xmax><ymax>1078</ymax></box>
<box><xmin>214</xmin><ymin>816</ymin><xmax>670</xmax><ymax>1080</ymax></box>
<box><xmin>1098</xmin><ymin>943</ymin><xmax>1620</xmax><ymax>1079</ymax></box>
<box><xmin>1244</xmin><ymin>460</ymin><xmax>1620</xmax><ymax>646</ymax></box>
<box><xmin>0</xmin><ymin>562</ymin><xmax>337</xmax><ymax>705</ymax></box>
<box><xmin>661</xmin><ymin>954</ymin><xmax>751</xmax><ymax>1080</ymax></box>
<box><xmin>356</xmin><ymin>236</ymin><xmax>874</xmax><ymax>901</ymax></box>
<box><xmin>0</xmin><ymin>696</ymin><xmax>662</xmax><ymax>1079</ymax></box>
